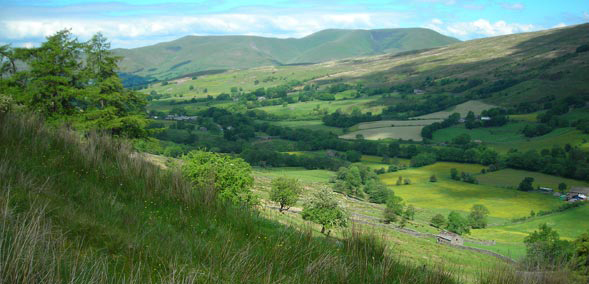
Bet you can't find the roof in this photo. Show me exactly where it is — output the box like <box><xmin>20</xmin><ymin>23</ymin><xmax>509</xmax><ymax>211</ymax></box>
<box><xmin>437</xmin><ymin>232</ymin><xmax>461</xmax><ymax>240</ymax></box>
<box><xmin>571</xmin><ymin>187</ymin><xmax>589</xmax><ymax>195</ymax></box>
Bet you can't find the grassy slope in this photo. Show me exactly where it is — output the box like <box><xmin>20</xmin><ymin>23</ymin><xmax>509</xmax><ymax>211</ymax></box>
<box><xmin>115</xmin><ymin>28</ymin><xmax>459</xmax><ymax>80</ymax></box>
<box><xmin>0</xmin><ymin>111</ymin><xmax>461</xmax><ymax>283</ymax></box>
<box><xmin>433</xmin><ymin>123</ymin><xmax>589</xmax><ymax>153</ymax></box>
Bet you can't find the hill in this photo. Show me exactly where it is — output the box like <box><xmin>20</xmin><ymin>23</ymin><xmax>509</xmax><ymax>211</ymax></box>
<box><xmin>114</xmin><ymin>28</ymin><xmax>459</xmax><ymax>80</ymax></box>
<box><xmin>0</xmin><ymin>110</ymin><xmax>464</xmax><ymax>283</ymax></box>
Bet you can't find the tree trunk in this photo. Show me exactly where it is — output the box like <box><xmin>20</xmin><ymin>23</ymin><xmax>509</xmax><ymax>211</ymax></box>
<box><xmin>321</xmin><ymin>226</ymin><xmax>325</xmax><ymax>234</ymax></box>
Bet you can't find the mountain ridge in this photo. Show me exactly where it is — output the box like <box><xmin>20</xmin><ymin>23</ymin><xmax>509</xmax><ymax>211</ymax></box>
<box><xmin>114</xmin><ymin>27</ymin><xmax>459</xmax><ymax>80</ymax></box>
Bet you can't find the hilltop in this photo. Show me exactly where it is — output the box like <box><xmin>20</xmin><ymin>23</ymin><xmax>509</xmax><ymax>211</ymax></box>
<box><xmin>114</xmin><ymin>28</ymin><xmax>459</xmax><ymax>80</ymax></box>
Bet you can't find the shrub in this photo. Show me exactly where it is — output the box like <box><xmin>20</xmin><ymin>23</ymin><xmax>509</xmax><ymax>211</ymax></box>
<box><xmin>182</xmin><ymin>150</ymin><xmax>255</xmax><ymax>205</ymax></box>
<box><xmin>431</xmin><ymin>214</ymin><xmax>446</xmax><ymax>228</ymax></box>
<box><xmin>270</xmin><ymin>177</ymin><xmax>302</xmax><ymax>212</ymax></box>
<box><xmin>301</xmin><ymin>189</ymin><xmax>348</xmax><ymax>235</ymax></box>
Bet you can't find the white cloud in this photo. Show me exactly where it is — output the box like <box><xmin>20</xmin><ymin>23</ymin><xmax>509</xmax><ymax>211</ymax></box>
<box><xmin>552</xmin><ymin>23</ymin><xmax>567</xmax><ymax>28</ymax></box>
<box><xmin>0</xmin><ymin>12</ymin><xmax>407</xmax><ymax>48</ymax></box>
<box><xmin>584</xmin><ymin>11</ymin><xmax>589</xmax><ymax>21</ymax></box>
<box><xmin>431</xmin><ymin>18</ymin><xmax>443</xmax><ymax>25</ymax></box>
<box><xmin>501</xmin><ymin>3</ymin><xmax>525</xmax><ymax>11</ymax></box>
<box><xmin>435</xmin><ymin>19</ymin><xmax>536</xmax><ymax>38</ymax></box>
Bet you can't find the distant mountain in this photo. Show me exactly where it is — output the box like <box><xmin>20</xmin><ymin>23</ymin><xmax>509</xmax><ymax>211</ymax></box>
<box><xmin>113</xmin><ymin>28</ymin><xmax>459</xmax><ymax>80</ymax></box>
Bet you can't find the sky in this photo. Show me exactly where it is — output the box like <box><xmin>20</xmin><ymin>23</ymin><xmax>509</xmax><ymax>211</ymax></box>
<box><xmin>0</xmin><ymin>0</ymin><xmax>587</xmax><ymax>49</ymax></box>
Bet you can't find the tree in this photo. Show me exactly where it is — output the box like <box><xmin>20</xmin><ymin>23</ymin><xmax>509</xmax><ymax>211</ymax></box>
<box><xmin>383</xmin><ymin>195</ymin><xmax>404</xmax><ymax>223</ymax></box>
<box><xmin>301</xmin><ymin>189</ymin><xmax>348</xmax><ymax>235</ymax></box>
<box><xmin>404</xmin><ymin>205</ymin><xmax>416</xmax><ymax>220</ymax></box>
<box><xmin>429</xmin><ymin>175</ymin><xmax>437</xmax><ymax>182</ymax></box>
<box><xmin>364</xmin><ymin>179</ymin><xmax>390</xmax><ymax>204</ymax></box>
<box><xmin>468</xmin><ymin>204</ymin><xmax>490</xmax><ymax>229</ymax></box>
<box><xmin>558</xmin><ymin>182</ymin><xmax>567</xmax><ymax>192</ymax></box>
<box><xmin>27</xmin><ymin>29</ymin><xmax>84</xmax><ymax>115</ymax></box>
<box><xmin>396</xmin><ymin>176</ymin><xmax>403</xmax><ymax>186</ymax></box>
<box><xmin>446</xmin><ymin>211</ymin><xmax>470</xmax><ymax>235</ymax></box>
<box><xmin>574</xmin><ymin>231</ymin><xmax>589</xmax><ymax>275</ymax></box>
<box><xmin>81</xmin><ymin>33</ymin><xmax>148</xmax><ymax>137</ymax></box>
<box><xmin>450</xmin><ymin>168</ymin><xmax>459</xmax><ymax>180</ymax></box>
<box><xmin>182</xmin><ymin>150</ymin><xmax>255</xmax><ymax>205</ymax></box>
<box><xmin>270</xmin><ymin>177</ymin><xmax>302</xmax><ymax>212</ymax></box>
<box><xmin>403</xmin><ymin>178</ymin><xmax>411</xmax><ymax>185</ymax></box>
<box><xmin>518</xmin><ymin>177</ymin><xmax>535</xmax><ymax>191</ymax></box>
<box><xmin>345</xmin><ymin>150</ymin><xmax>362</xmax><ymax>162</ymax></box>
<box><xmin>430</xmin><ymin>214</ymin><xmax>446</xmax><ymax>228</ymax></box>
<box><xmin>524</xmin><ymin>223</ymin><xmax>572</xmax><ymax>267</ymax></box>
<box><xmin>410</xmin><ymin>152</ymin><xmax>437</xmax><ymax>167</ymax></box>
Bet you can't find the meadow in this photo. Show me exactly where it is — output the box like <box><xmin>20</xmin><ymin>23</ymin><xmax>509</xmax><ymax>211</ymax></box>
<box><xmin>257</xmin><ymin>98</ymin><xmax>378</xmax><ymax>119</ymax></box>
<box><xmin>477</xmin><ymin>168</ymin><xmax>589</xmax><ymax>190</ymax></box>
<box><xmin>412</xmin><ymin>100</ymin><xmax>496</xmax><ymax>119</ymax></box>
<box><xmin>433</xmin><ymin>122</ymin><xmax>589</xmax><ymax>152</ymax></box>
<box><xmin>340</xmin><ymin>125</ymin><xmax>425</xmax><ymax>141</ymax></box>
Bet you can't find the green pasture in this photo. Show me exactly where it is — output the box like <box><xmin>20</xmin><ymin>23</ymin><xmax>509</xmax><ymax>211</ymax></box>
<box><xmin>143</xmin><ymin>64</ymin><xmax>346</xmax><ymax>98</ymax></box>
<box><xmin>254</xmin><ymin>167</ymin><xmax>335</xmax><ymax>183</ymax></box>
<box><xmin>379</xmin><ymin>161</ymin><xmax>562</xmax><ymax>220</ymax></box>
<box><xmin>340</xmin><ymin>125</ymin><xmax>424</xmax><ymax>141</ymax></box>
<box><xmin>266</xmin><ymin>119</ymin><xmax>344</xmax><ymax>134</ymax></box>
<box><xmin>433</xmin><ymin>122</ymin><xmax>589</xmax><ymax>152</ymax></box>
<box><xmin>477</xmin><ymin>168</ymin><xmax>589</xmax><ymax>190</ymax></box>
<box><xmin>412</xmin><ymin>100</ymin><xmax>496</xmax><ymax>119</ymax></box>
<box><xmin>356</xmin><ymin>119</ymin><xmax>442</xmax><ymax>130</ymax></box>
<box><xmin>471</xmin><ymin>204</ymin><xmax>589</xmax><ymax>243</ymax></box>
<box><xmin>257</xmin><ymin>98</ymin><xmax>378</xmax><ymax>119</ymax></box>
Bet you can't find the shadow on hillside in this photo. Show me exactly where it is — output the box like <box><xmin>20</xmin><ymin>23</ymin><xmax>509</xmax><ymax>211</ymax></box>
<box><xmin>316</xmin><ymin>23</ymin><xmax>589</xmax><ymax>101</ymax></box>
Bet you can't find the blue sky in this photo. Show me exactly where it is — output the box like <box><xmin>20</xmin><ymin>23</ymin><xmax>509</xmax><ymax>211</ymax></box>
<box><xmin>0</xmin><ymin>0</ymin><xmax>587</xmax><ymax>48</ymax></box>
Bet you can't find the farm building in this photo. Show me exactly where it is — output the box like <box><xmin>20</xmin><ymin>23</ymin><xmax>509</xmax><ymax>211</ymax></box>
<box><xmin>567</xmin><ymin>187</ymin><xmax>589</xmax><ymax>201</ymax></box>
<box><xmin>436</xmin><ymin>232</ymin><xmax>463</xmax><ymax>246</ymax></box>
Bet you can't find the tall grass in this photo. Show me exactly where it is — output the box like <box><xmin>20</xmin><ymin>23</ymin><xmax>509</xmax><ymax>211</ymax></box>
<box><xmin>0</xmin><ymin>110</ymin><xmax>579</xmax><ymax>283</ymax></box>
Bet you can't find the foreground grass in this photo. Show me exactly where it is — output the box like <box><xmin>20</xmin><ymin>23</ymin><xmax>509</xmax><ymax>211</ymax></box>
<box><xmin>0</xmin><ymin>111</ymin><xmax>463</xmax><ymax>283</ymax></box>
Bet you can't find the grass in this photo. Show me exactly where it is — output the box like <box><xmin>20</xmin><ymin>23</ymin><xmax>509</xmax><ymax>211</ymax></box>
<box><xmin>254</xmin><ymin>167</ymin><xmax>335</xmax><ymax>183</ymax></box>
<box><xmin>0</xmin><ymin>110</ymin><xmax>468</xmax><ymax>283</ymax></box>
<box><xmin>340</xmin><ymin>125</ymin><xmax>425</xmax><ymax>141</ymax></box>
<box><xmin>257</xmin><ymin>98</ymin><xmax>378</xmax><ymax>119</ymax></box>
<box><xmin>433</xmin><ymin>122</ymin><xmax>589</xmax><ymax>153</ymax></box>
<box><xmin>379</xmin><ymin>163</ymin><xmax>562</xmax><ymax>220</ymax></box>
<box><xmin>412</xmin><ymin>100</ymin><xmax>497</xmax><ymax>119</ymax></box>
<box><xmin>477</xmin><ymin>168</ymin><xmax>589</xmax><ymax>190</ymax></box>
<box><xmin>266</xmin><ymin>119</ymin><xmax>344</xmax><ymax>135</ymax></box>
<box><xmin>471</xmin><ymin>204</ymin><xmax>589</xmax><ymax>243</ymax></box>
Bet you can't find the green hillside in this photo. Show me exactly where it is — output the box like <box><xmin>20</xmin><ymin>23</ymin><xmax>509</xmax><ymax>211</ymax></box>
<box><xmin>114</xmin><ymin>28</ymin><xmax>459</xmax><ymax>80</ymax></box>
<box><xmin>0</xmin><ymin>110</ymin><xmax>467</xmax><ymax>283</ymax></box>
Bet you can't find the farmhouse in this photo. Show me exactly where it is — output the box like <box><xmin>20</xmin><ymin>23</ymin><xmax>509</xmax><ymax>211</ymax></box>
<box><xmin>413</xmin><ymin>89</ymin><xmax>425</xmax><ymax>94</ymax></box>
<box><xmin>567</xmin><ymin>187</ymin><xmax>589</xmax><ymax>201</ymax></box>
<box><xmin>480</xmin><ymin>116</ymin><xmax>491</xmax><ymax>121</ymax></box>
<box><xmin>436</xmin><ymin>232</ymin><xmax>463</xmax><ymax>246</ymax></box>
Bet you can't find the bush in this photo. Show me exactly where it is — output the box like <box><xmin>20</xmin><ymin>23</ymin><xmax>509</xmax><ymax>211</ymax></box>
<box><xmin>182</xmin><ymin>150</ymin><xmax>255</xmax><ymax>205</ymax></box>
<box><xmin>301</xmin><ymin>189</ymin><xmax>348</xmax><ymax>235</ymax></box>
<box><xmin>270</xmin><ymin>177</ymin><xmax>302</xmax><ymax>212</ymax></box>
<box><xmin>0</xmin><ymin>94</ymin><xmax>13</xmax><ymax>113</ymax></box>
<box><xmin>446</xmin><ymin>211</ymin><xmax>470</xmax><ymax>235</ymax></box>
<box><xmin>576</xmin><ymin>44</ymin><xmax>589</xmax><ymax>53</ymax></box>
<box><xmin>431</xmin><ymin>214</ymin><xmax>446</xmax><ymax>228</ymax></box>
<box><xmin>410</xmin><ymin>152</ymin><xmax>437</xmax><ymax>167</ymax></box>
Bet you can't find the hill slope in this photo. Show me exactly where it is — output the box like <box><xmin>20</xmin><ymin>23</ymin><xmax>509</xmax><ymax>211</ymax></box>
<box><xmin>114</xmin><ymin>28</ymin><xmax>459</xmax><ymax>80</ymax></box>
<box><xmin>0</xmin><ymin>110</ymin><xmax>461</xmax><ymax>283</ymax></box>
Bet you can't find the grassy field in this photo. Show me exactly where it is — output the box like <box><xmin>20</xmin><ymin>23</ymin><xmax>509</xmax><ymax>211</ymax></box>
<box><xmin>477</xmin><ymin>168</ymin><xmax>589</xmax><ymax>190</ymax></box>
<box><xmin>258</xmin><ymin>98</ymin><xmax>378</xmax><ymax>119</ymax></box>
<box><xmin>252</xmin><ymin>173</ymin><xmax>509</xmax><ymax>282</ymax></box>
<box><xmin>340</xmin><ymin>125</ymin><xmax>425</xmax><ymax>141</ymax></box>
<box><xmin>356</xmin><ymin>119</ymin><xmax>442</xmax><ymax>129</ymax></box>
<box><xmin>266</xmin><ymin>119</ymin><xmax>344</xmax><ymax>134</ymax></box>
<box><xmin>412</xmin><ymin>100</ymin><xmax>496</xmax><ymax>119</ymax></box>
<box><xmin>254</xmin><ymin>167</ymin><xmax>335</xmax><ymax>183</ymax></box>
<box><xmin>433</xmin><ymin>122</ymin><xmax>589</xmax><ymax>152</ymax></box>
<box><xmin>380</xmin><ymin>163</ymin><xmax>562</xmax><ymax>220</ymax></box>
<box><xmin>471</xmin><ymin>204</ymin><xmax>589</xmax><ymax>243</ymax></box>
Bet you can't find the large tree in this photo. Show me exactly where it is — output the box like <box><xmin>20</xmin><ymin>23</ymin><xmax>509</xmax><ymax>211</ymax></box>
<box><xmin>468</xmin><ymin>204</ymin><xmax>490</xmax><ymax>229</ymax></box>
<box><xmin>270</xmin><ymin>177</ymin><xmax>302</xmax><ymax>212</ymax></box>
<box><xmin>301</xmin><ymin>189</ymin><xmax>348</xmax><ymax>236</ymax></box>
<box><xmin>446</xmin><ymin>211</ymin><xmax>470</xmax><ymax>235</ymax></box>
